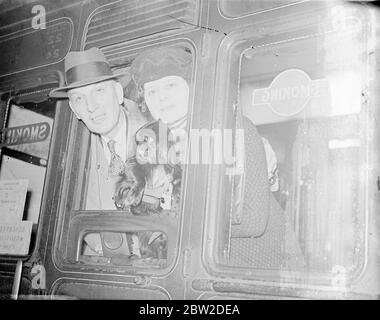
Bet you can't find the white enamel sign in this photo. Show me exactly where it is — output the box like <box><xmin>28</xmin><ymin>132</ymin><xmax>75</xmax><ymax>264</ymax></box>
<box><xmin>252</xmin><ymin>69</ymin><xmax>330</xmax><ymax>116</ymax></box>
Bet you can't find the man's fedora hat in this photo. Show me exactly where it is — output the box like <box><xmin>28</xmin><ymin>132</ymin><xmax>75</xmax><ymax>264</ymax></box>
<box><xmin>50</xmin><ymin>47</ymin><xmax>130</xmax><ymax>98</ymax></box>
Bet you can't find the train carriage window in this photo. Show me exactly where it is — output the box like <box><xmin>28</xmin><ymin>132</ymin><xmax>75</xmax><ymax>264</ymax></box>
<box><xmin>56</xmin><ymin>45</ymin><xmax>193</xmax><ymax>272</ymax></box>
<box><xmin>207</xmin><ymin>6</ymin><xmax>373</xmax><ymax>286</ymax></box>
<box><xmin>219</xmin><ymin>0</ymin><xmax>304</xmax><ymax>18</ymax></box>
<box><xmin>0</xmin><ymin>94</ymin><xmax>56</xmax><ymax>255</ymax></box>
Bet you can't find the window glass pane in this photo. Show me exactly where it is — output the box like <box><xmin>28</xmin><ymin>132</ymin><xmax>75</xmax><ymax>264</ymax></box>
<box><xmin>210</xmin><ymin>11</ymin><xmax>370</xmax><ymax>284</ymax></box>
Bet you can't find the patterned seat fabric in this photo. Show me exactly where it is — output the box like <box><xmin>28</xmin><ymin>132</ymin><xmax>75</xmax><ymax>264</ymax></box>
<box><xmin>230</xmin><ymin>195</ymin><xmax>285</xmax><ymax>268</ymax></box>
<box><xmin>230</xmin><ymin>117</ymin><xmax>270</xmax><ymax>238</ymax></box>
<box><xmin>229</xmin><ymin>117</ymin><xmax>286</xmax><ymax>269</ymax></box>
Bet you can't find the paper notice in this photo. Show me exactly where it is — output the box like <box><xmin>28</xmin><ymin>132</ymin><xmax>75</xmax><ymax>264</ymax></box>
<box><xmin>0</xmin><ymin>221</ymin><xmax>33</xmax><ymax>255</ymax></box>
<box><xmin>0</xmin><ymin>179</ymin><xmax>28</xmax><ymax>221</ymax></box>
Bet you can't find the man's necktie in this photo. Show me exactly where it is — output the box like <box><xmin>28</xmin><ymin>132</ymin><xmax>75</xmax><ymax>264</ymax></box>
<box><xmin>107</xmin><ymin>139</ymin><xmax>125</xmax><ymax>177</ymax></box>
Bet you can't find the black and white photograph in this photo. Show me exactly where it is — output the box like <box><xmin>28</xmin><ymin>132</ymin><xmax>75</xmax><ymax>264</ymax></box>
<box><xmin>0</xmin><ymin>0</ymin><xmax>379</xmax><ymax>305</ymax></box>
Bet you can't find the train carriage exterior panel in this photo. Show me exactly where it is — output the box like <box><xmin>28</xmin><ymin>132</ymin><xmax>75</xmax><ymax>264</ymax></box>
<box><xmin>0</xmin><ymin>0</ymin><xmax>379</xmax><ymax>300</ymax></box>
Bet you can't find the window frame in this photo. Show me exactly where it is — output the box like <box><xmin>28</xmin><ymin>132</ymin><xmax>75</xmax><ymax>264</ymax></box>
<box><xmin>202</xmin><ymin>12</ymin><xmax>372</xmax><ymax>288</ymax></box>
<box><xmin>0</xmin><ymin>86</ymin><xmax>59</xmax><ymax>262</ymax></box>
<box><xmin>52</xmin><ymin>41</ymin><xmax>197</xmax><ymax>277</ymax></box>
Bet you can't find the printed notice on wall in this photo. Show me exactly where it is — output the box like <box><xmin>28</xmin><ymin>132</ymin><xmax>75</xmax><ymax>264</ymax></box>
<box><xmin>0</xmin><ymin>179</ymin><xmax>31</xmax><ymax>255</ymax></box>
<box><xmin>0</xmin><ymin>179</ymin><xmax>28</xmax><ymax>221</ymax></box>
<box><xmin>0</xmin><ymin>221</ymin><xmax>33</xmax><ymax>255</ymax></box>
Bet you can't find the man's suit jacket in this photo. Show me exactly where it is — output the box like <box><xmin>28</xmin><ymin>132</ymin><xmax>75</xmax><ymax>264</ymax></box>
<box><xmin>85</xmin><ymin>99</ymin><xmax>148</xmax><ymax>210</ymax></box>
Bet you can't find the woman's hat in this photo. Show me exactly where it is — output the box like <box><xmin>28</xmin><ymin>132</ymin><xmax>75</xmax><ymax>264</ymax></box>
<box><xmin>49</xmin><ymin>47</ymin><xmax>130</xmax><ymax>98</ymax></box>
<box><xmin>130</xmin><ymin>46</ymin><xmax>192</xmax><ymax>88</ymax></box>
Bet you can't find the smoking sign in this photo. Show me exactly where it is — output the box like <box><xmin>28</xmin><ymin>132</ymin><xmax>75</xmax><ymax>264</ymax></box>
<box><xmin>0</xmin><ymin>122</ymin><xmax>50</xmax><ymax>148</ymax></box>
<box><xmin>252</xmin><ymin>69</ymin><xmax>329</xmax><ymax>116</ymax></box>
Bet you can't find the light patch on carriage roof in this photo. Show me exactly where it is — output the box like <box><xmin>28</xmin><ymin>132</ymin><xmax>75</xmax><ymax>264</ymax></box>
<box><xmin>252</xmin><ymin>69</ymin><xmax>330</xmax><ymax>117</ymax></box>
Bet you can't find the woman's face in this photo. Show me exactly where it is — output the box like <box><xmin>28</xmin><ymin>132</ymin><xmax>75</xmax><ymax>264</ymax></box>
<box><xmin>143</xmin><ymin>75</ymin><xmax>189</xmax><ymax>124</ymax></box>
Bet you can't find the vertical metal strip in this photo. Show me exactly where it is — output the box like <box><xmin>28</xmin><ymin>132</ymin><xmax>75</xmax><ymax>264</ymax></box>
<box><xmin>0</xmin><ymin>96</ymin><xmax>13</xmax><ymax>167</ymax></box>
<box><xmin>11</xmin><ymin>259</ymin><xmax>23</xmax><ymax>300</ymax></box>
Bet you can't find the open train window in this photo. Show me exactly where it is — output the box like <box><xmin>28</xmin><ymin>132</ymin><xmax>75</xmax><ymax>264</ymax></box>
<box><xmin>0</xmin><ymin>90</ymin><xmax>56</xmax><ymax>257</ymax></box>
<box><xmin>206</xmin><ymin>4</ymin><xmax>373</xmax><ymax>287</ymax></box>
<box><xmin>55</xmin><ymin>44</ymin><xmax>194</xmax><ymax>273</ymax></box>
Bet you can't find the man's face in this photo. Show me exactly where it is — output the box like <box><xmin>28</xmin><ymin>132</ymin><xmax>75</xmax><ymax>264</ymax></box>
<box><xmin>143</xmin><ymin>76</ymin><xmax>189</xmax><ymax>124</ymax></box>
<box><xmin>68</xmin><ymin>80</ymin><xmax>123</xmax><ymax>137</ymax></box>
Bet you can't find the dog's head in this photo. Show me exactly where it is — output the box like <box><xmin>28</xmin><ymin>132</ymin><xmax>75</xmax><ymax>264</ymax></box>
<box><xmin>113</xmin><ymin>159</ymin><xmax>146</xmax><ymax>210</ymax></box>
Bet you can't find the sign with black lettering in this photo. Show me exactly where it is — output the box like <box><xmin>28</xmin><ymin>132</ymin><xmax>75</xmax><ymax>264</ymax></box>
<box><xmin>0</xmin><ymin>221</ymin><xmax>33</xmax><ymax>255</ymax></box>
<box><xmin>0</xmin><ymin>122</ymin><xmax>50</xmax><ymax>148</ymax></box>
<box><xmin>0</xmin><ymin>179</ymin><xmax>31</xmax><ymax>255</ymax></box>
<box><xmin>0</xmin><ymin>179</ymin><xmax>28</xmax><ymax>221</ymax></box>
<box><xmin>252</xmin><ymin>69</ymin><xmax>330</xmax><ymax>116</ymax></box>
